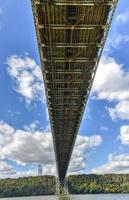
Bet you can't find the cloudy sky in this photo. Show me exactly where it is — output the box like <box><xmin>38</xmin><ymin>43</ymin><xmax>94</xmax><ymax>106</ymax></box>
<box><xmin>0</xmin><ymin>0</ymin><xmax>129</xmax><ymax>179</ymax></box>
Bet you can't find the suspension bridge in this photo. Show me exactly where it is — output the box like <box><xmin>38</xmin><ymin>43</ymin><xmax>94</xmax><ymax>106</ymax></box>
<box><xmin>31</xmin><ymin>0</ymin><xmax>118</xmax><ymax>193</ymax></box>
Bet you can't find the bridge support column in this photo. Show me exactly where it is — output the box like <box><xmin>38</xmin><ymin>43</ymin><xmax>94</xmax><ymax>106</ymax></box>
<box><xmin>56</xmin><ymin>178</ymin><xmax>69</xmax><ymax>195</ymax></box>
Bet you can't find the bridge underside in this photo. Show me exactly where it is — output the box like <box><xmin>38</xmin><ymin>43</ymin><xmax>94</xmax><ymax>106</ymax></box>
<box><xmin>31</xmin><ymin>0</ymin><xmax>117</xmax><ymax>181</ymax></box>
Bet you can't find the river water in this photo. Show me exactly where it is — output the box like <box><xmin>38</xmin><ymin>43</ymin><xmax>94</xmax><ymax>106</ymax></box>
<box><xmin>1</xmin><ymin>195</ymin><xmax>129</xmax><ymax>200</ymax></box>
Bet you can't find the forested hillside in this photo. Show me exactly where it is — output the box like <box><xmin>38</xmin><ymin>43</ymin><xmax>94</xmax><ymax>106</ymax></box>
<box><xmin>0</xmin><ymin>174</ymin><xmax>129</xmax><ymax>198</ymax></box>
<box><xmin>68</xmin><ymin>174</ymin><xmax>129</xmax><ymax>194</ymax></box>
<box><xmin>0</xmin><ymin>176</ymin><xmax>56</xmax><ymax>198</ymax></box>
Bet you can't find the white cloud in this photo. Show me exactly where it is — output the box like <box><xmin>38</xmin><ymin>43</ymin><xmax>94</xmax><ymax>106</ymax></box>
<box><xmin>108</xmin><ymin>101</ymin><xmax>129</xmax><ymax>120</ymax></box>
<box><xmin>0</xmin><ymin>161</ymin><xmax>16</xmax><ymax>177</ymax></box>
<box><xmin>92</xmin><ymin>153</ymin><xmax>129</xmax><ymax>174</ymax></box>
<box><xmin>0</xmin><ymin>121</ymin><xmax>102</xmax><ymax>177</ymax></box>
<box><xmin>14</xmin><ymin>169</ymin><xmax>37</xmax><ymax>178</ymax></box>
<box><xmin>104</xmin><ymin>9</ymin><xmax>129</xmax><ymax>52</ymax></box>
<box><xmin>0</xmin><ymin>164</ymin><xmax>56</xmax><ymax>179</ymax></box>
<box><xmin>7</xmin><ymin>55</ymin><xmax>45</xmax><ymax>104</ymax></box>
<box><xmin>106</xmin><ymin>33</ymin><xmax>129</xmax><ymax>52</ymax></box>
<box><xmin>0</xmin><ymin>121</ymin><xmax>55</xmax><ymax>166</ymax></box>
<box><xmin>100</xmin><ymin>126</ymin><xmax>109</xmax><ymax>132</ymax></box>
<box><xmin>93</xmin><ymin>57</ymin><xmax>129</xmax><ymax>102</ymax></box>
<box><xmin>0</xmin><ymin>165</ymin><xmax>37</xmax><ymax>179</ymax></box>
<box><xmin>23</xmin><ymin>121</ymin><xmax>41</xmax><ymax>132</ymax></box>
<box><xmin>15</xmin><ymin>165</ymin><xmax>57</xmax><ymax>178</ymax></box>
<box><xmin>69</xmin><ymin>135</ymin><xmax>102</xmax><ymax>174</ymax></box>
<box><xmin>116</xmin><ymin>10</ymin><xmax>129</xmax><ymax>24</ymax></box>
<box><xmin>93</xmin><ymin>124</ymin><xmax>129</xmax><ymax>176</ymax></box>
<box><xmin>120</xmin><ymin>126</ymin><xmax>129</xmax><ymax>145</ymax></box>
<box><xmin>92</xmin><ymin>56</ymin><xmax>129</xmax><ymax>120</ymax></box>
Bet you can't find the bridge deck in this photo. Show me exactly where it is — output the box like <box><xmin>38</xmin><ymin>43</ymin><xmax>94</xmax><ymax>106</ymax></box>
<box><xmin>31</xmin><ymin>0</ymin><xmax>118</xmax><ymax>181</ymax></box>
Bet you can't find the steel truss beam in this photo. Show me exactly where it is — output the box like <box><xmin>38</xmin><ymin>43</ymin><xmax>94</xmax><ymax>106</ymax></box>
<box><xmin>45</xmin><ymin>71</ymin><xmax>94</xmax><ymax>74</ymax></box>
<box><xmin>42</xmin><ymin>58</ymin><xmax>98</xmax><ymax>62</ymax></box>
<box><xmin>46</xmin><ymin>80</ymin><xmax>89</xmax><ymax>83</ymax></box>
<box><xmin>38</xmin><ymin>24</ymin><xmax>109</xmax><ymax>30</ymax></box>
<box><xmin>34</xmin><ymin>0</ymin><xmax>114</xmax><ymax>6</ymax></box>
<box><xmin>41</xmin><ymin>42</ymin><xmax>102</xmax><ymax>48</ymax></box>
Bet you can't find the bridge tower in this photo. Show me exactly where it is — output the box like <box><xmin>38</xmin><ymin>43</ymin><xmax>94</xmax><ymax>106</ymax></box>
<box><xmin>38</xmin><ymin>164</ymin><xmax>43</xmax><ymax>176</ymax></box>
<box><xmin>56</xmin><ymin>178</ymin><xmax>69</xmax><ymax>195</ymax></box>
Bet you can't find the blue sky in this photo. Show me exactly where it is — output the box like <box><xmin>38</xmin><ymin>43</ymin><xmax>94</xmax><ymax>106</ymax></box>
<box><xmin>0</xmin><ymin>0</ymin><xmax>129</xmax><ymax>178</ymax></box>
